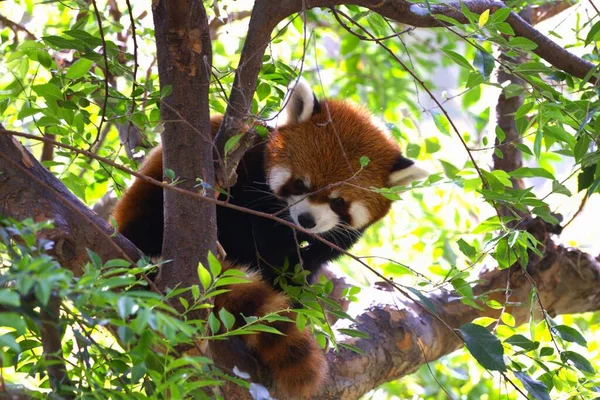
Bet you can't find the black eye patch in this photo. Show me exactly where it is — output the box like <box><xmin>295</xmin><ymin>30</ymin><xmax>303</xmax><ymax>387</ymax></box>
<box><xmin>278</xmin><ymin>178</ymin><xmax>309</xmax><ymax>197</ymax></box>
<box><xmin>329</xmin><ymin>197</ymin><xmax>351</xmax><ymax>224</ymax></box>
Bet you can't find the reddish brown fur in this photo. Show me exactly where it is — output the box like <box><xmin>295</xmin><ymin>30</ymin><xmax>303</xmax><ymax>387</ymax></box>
<box><xmin>214</xmin><ymin>262</ymin><xmax>327</xmax><ymax>399</ymax></box>
<box><xmin>112</xmin><ymin>116</ymin><xmax>224</xmax><ymax>235</ymax></box>
<box><xmin>265</xmin><ymin>100</ymin><xmax>401</xmax><ymax>223</ymax></box>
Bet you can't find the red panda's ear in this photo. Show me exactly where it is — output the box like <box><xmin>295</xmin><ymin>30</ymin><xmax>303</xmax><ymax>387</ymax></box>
<box><xmin>278</xmin><ymin>77</ymin><xmax>320</xmax><ymax>126</ymax></box>
<box><xmin>387</xmin><ymin>155</ymin><xmax>429</xmax><ymax>188</ymax></box>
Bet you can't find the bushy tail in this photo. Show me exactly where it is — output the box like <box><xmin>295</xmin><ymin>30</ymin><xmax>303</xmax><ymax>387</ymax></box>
<box><xmin>213</xmin><ymin>264</ymin><xmax>327</xmax><ymax>399</ymax></box>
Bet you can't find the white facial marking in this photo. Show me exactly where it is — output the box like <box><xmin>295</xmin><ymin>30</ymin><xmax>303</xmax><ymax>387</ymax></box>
<box><xmin>268</xmin><ymin>166</ymin><xmax>292</xmax><ymax>193</ymax></box>
<box><xmin>388</xmin><ymin>164</ymin><xmax>429</xmax><ymax>187</ymax></box>
<box><xmin>289</xmin><ymin>196</ymin><xmax>339</xmax><ymax>234</ymax></box>
<box><xmin>349</xmin><ymin>202</ymin><xmax>371</xmax><ymax>229</ymax></box>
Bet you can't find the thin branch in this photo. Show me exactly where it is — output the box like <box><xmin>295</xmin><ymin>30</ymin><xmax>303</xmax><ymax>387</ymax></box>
<box><xmin>39</xmin><ymin>295</ymin><xmax>73</xmax><ymax>398</ymax></box>
<box><xmin>0</xmin><ymin>13</ymin><xmax>36</xmax><ymax>40</ymax></box>
<box><xmin>90</xmin><ymin>0</ymin><xmax>110</xmax><ymax>150</ymax></box>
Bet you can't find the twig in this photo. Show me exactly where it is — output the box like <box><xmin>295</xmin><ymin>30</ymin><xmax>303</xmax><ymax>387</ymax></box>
<box><xmin>39</xmin><ymin>295</ymin><xmax>73</xmax><ymax>398</ymax></box>
<box><xmin>90</xmin><ymin>0</ymin><xmax>110</xmax><ymax>150</ymax></box>
<box><xmin>0</xmin><ymin>13</ymin><xmax>36</xmax><ymax>40</ymax></box>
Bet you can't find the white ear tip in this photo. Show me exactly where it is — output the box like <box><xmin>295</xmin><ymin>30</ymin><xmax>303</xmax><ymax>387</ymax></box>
<box><xmin>388</xmin><ymin>164</ymin><xmax>429</xmax><ymax>187</ymax></box>
<box><xmin>277</xmin><ymin>77</ymin><xmax>315</xmax><ymax>126</ymax></box>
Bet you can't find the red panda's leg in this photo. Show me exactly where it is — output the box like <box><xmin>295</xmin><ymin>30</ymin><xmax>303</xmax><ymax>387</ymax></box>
<box><xmin>214</xmin><ymin>264</ymin><xmax>327</xmax><ymax>399</ymax></box>
<box><xmin>112</xmin><ymin>146</ymin><xmax>165</xmax><ymax>255</ymax></box>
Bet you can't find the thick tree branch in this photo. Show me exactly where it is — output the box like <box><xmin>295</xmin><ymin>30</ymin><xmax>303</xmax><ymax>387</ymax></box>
<box><xmin>151</xmin><ymin>0</ymin><xmax>216</xmax><ymax>291</ymax></box>
<box><xmin>316</xmin><ymin>236</ymin><xmax>600</xmax><ymax>399</ymax></box>
<box><xmin>0</xmin><ymin>129</ymin><xmax>141</xmax><ymax>275</ymax></box>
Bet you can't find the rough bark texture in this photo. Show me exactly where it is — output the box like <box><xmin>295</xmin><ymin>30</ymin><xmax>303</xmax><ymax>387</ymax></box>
<box><xmin>151</xmin><ymin>0</ymin><xmax>216</xmax><ymax>291</ymax></box>
<box><xmin>0</xmin><ymin>131</ymin><xmax>141</xmax><ymax>275</ymax></box>
<box><xmin>316</xmin><ymin>238</ymin><xmax>600</xmax><ymax>399</ymax></box>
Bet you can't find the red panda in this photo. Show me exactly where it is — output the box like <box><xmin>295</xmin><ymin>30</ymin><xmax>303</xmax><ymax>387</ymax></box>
<box><xmin>113</xmin><ymin>78</ymin><xmax>428</xmax><ymax>398</ymax></box>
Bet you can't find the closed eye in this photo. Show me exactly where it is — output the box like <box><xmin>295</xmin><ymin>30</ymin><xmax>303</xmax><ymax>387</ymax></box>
<box><xmin>292</xmin><ymin>178</ymin><xmax>308</xmax><ymax>193</ymax></box>
<box><xmin>329</xmin><ymin>197</ymin><xmax>345</xmax><ymax>211</ymax></box>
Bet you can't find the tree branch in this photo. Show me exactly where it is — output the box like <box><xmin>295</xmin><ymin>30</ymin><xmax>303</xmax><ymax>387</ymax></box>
<box><xmin>316</xmin><ymin>235</ymin><xmax>600</xmax><ymax>399</ymax></box>
<box><xmin>0</xmin><ymin>13</ymin><xmax>36</xmax><ymax>41</ymax></box>
<box><xmin>151</xmin><ymin>0</ymin><xmax>216</xmax><ymax>291</ymax></box>
<box><xmin>39</xmin><ymin>295</ymin><xmax>73</xmax><ymax>398</ymax></box>
<box><xmin>0</xmin><ymin>129</ymin><xmax>141</xmax><ymax>275</ymax></box>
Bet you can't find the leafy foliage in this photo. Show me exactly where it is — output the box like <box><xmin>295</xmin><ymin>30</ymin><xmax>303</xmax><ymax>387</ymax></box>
<box><xmin>0</xmin><ymin>0</ymin><xmax>599</xmax><ymax>398</ymax></box>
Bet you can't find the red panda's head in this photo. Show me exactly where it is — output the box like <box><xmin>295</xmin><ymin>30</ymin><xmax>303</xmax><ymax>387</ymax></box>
<box><xmin>265</xmin><ymin>79</ymin><xmax>428</xmax><ymax>235</ymax></box>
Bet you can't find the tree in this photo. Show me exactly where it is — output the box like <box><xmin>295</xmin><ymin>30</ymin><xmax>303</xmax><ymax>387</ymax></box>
<box><xmin>1</xmin><ymin>0</ymin><xmax>599</xmax><ymax>399</ymax></box>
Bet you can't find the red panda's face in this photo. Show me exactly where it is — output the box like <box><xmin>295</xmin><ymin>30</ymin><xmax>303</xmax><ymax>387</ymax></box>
<box><xmin>264</xmin><ymin>79</ymin><xmax>428</xmax><ymax>235</ymax></box>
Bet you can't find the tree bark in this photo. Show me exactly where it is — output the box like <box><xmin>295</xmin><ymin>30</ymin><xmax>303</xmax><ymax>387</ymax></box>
<box><xmin>0</xmin><ymin>130</ymin><xmax>140</xmax><ymax>275</ymax></box>
<box><xmin>151</xmin><ymin>0</ymin><xmax>216</xmax><ymax>291</ymax></box>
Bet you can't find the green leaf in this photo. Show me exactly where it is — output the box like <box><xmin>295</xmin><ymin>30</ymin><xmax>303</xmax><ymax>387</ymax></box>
<box><xmin>452</xmin><ymin>277</ymin><xmax>474</xmax><ymax>299</ymax></box>
<box><xmin>36</xmin><ymin>50</ymin><xmax>53</xmax><ymax>69</ymax></box>
<box><xmin>551</xmin><ymin>325</ymin><xmax>587</xmax><ymax>347</ymax></box>
<box><xmin>218</xmin><ymin>307</ymin><xmax>236</xmax><ymax>331</ymax></box>
<box><xmin>197</xmin><ymin>263</ymin><xmax>212</xmax><ymax>291</ymax></box>
<box><xmin>551</xmin><ymin>181</ymin><xmax>571</xmax><ymax>196</ymax></box>
<box><xmin>574</xmin><ymin>134</ymin><xmax>590</xmax><ymax>162</ymax></box>
<box><xmin>474</xmin><ymin>49</ymin><xmax>495</xmax><ymax>78</ymax></box>
<box><xmin>425</xmin><ymin>137</ymin><xmax>441</xmax><ymax>153</ymax></box>
<box><xmin>104</xmin><ymin>259</ymin><xmax>131</xmax><ymax>268</ymax></box>
<box><xmin>161</xmin><ymin>84</ymin><xmax>173</xmax><ymax>98</ymax></box>
<box><xmin>87</xmin><ymin>249</ymin><xmax>102</xmax><ymax>269</ymax></box>
<box><xmin>405</xmin><ymin>287</ymin><xmax>437</xmax><ymax>315</ymax></box>
<box><xmin>256</xmin><ymin>82</ymin><xmax>271</xmax><ymax>101</ymax></box>
<box><xmin>578</xmin><ymin>165</ymin><xmax>595</xmax><ymax>192</ymax></box>
<box><xmin>0</xmin><ymin>313</ymin><xmax>27</xmax><ymax>336</ymax></box>
<box><xmin>191</xmin><ymin>285</ymin><xmax>200</xmax><ymax>301</ymax></box>
<box><xmin>207</xmin><ymin>251</ymin><xmax>222</xmax><ymax>277</ymax></box>
<box><xmin>457</xmin><ymin>238</ymin><xmax>476</xmax><ymax>259</ymax></box>
<box><xmin>66</xmin><ymin>58</ymin><xmax>94</xmax><ymax>79</ymax></box>
<box><xmin>509</xmin><ymin>37</ymin><xmax>538</xmax><ymax>50</ymax></box>
<box><xmin>406</xmin><ymin>143</ymin><xmax>420</xmax><ymax>158</ymax></box>
<box><xmin>32</xmin><ymin>83</ymin><xmax>63</xmax><ymax>100</ymax></box>
<box><xmin>440</xmin><ymin>160</ymin><xmax>460</xmax><ymax>179</ymax></box>
<box><xmin>43</xmin><ymin>35</ymin><xmax>86</xmax><ymax>51</ymax></box>
<box><xmin>247</xmin><ymin>324</ymin><xmax>285</xmax><ymax>335</ymax></box>
<box><xmin>359</xmin><ymin>156</ymin><xmax>370</xmax><ymax>167</ymax></box>
<box><xmin>224</xmin><ymin>134</ymin><xmax>243</xmax><ymax>156</ymax></box>
<box><xmin>585</xmin><ymin>21</ymin><xmax>600</xmax><ymax>45</ymax></box>
<box><xmin>505</xmin><ymin>334</ymin><xmax>537</xmax><ymax>351</ymax></box>
<box><xmin>0</xmin><ymin>290</ymin><xmax>21</xmax><ymax>307</ymax></box>
<box><xmin>540</xmin><ymin>347</ymin><xmax>554</xmax><ymax>357</ymax></box>
<box><xmin>432</xmin><ymin>114</ymin><xmax>450</xmax><ymax>135</ymax></box>
<box><xmin>459</xmin><ymin>323</ymin><xmax>506</xmax><ymax>371</ymax></box>
<box><xmin>514</xmin><ymin>371</ymin><xmax>551</xmax><ymax>400</ymax></box>
<box><xmin>442</xmin><ymin>49</ymin><xmax>473</xmax><ymax>70</ymax></box>
<box><xmin>491</xmin><ymin>8</ymin><xmax>511</xmax><ymax>23</ymax></box>
<box><xmin>208</xmin><ymin>312</ymin><xmax>221</xmax><ymax>334</ymax></box>
<box><xmin>338</xmin><ymin>328</ymin><xmax>370</xmax><ymax>339</ymax></box>
<box><xmin>561</xmin><ymin>351</ymin><xmax>595</xmax><ymax>373</ymax></box>
<box><xmin>514</xmin><ymin>102</ymin><xmax>534</xmax><ymax>120</ymax></box>
<box><xmin>165</xmin><ymin>168</ymin><xmax>176</xmax><ymax>181</ymax></box>
<box><xmin>510</xmin><ymin>167</ymin><xmax>554</xmax><ymax>180</ymax></box>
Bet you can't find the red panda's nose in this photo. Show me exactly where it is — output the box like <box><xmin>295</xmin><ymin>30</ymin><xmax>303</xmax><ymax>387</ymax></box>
<box><xmin>298</xmin><ymin>213</ymin><xmax>316</xmax><ymax>229</ymax></box>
